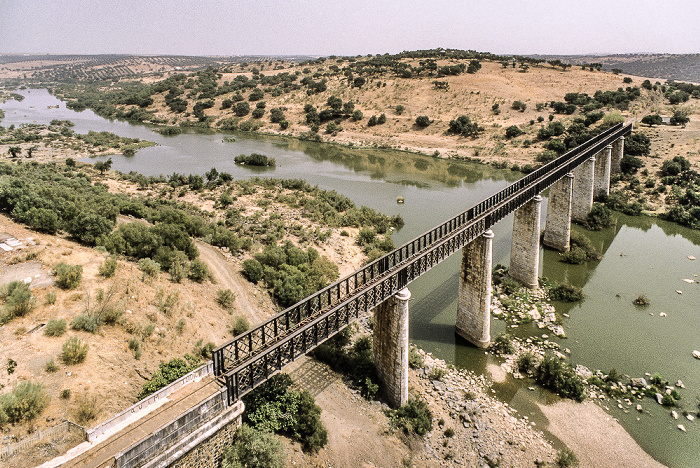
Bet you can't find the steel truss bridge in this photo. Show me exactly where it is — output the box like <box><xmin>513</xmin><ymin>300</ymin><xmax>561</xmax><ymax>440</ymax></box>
<box><xmin>213</xmin><ymin>123</ymin><xmax>633</xmax><ymax>405</ymax></box>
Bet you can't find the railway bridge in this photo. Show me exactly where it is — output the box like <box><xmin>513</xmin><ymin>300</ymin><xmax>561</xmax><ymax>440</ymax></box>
<box><xmin>50</xmin><ymin>122</ymin><xmax>632</xmax><ymax>467</ymax></box>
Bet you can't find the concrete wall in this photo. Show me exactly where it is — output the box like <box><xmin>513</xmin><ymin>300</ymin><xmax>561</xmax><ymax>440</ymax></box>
<box><xmin>170</xmin><ymin>413</ymin><xmax>241</xmax><ymax>468</ymax></box>
<box><xmin>509</xmin><ymin>196</ymin><xmax>542</xmax><ymax>288</ymax></box>
<box><xmin>115</xmin><ymin>388</ymin><xmax>243</xmax><ymax>468</ymax></box>
<box><xmin>455</xmin><ymin>230</ymin><xmax>493</xmax><ymax>348</ymax></box>
<box><xmin>373</xmin><ymin>288</ymin><xmax>410</xmax><ymax>408</ymax></box>
<box><xmin>611</xmin><ymin>136</ymin><xmax>624</xmax><ymax>174</ymax></box>
<box><xmin>594</xmin><ymin>145</ymin><xmax>612</xmax><ymax>198</ymax></box>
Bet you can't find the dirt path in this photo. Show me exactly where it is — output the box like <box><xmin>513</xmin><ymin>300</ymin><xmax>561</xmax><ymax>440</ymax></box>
<box><xmin>195</xmin><ymin>240</ymin><xmax>272</xmax><ymax>325</ymax></box>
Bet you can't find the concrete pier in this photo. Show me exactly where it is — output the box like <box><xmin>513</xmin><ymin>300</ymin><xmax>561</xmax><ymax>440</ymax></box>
<box><xmin>510</xmin><ymin>196</ymin><xmax>542</xmax><ymax>289</ymax></box>
<box><xmin>611</xmin><ymin>136</ymin><xmax>624</xmax><ymax>175</ymax></box>
<box><xmin>594</xmin><ymin>145</ymin><xmax>612</xmax><ymax>198</ymax></box>
<box><xmin>373</xmin><ymin>288</ymin><xmax>410</xmax><ymax>408</ymax></box>
<box><xmin>543</xmin><ymin>173</ymin><xmax>573</xmax><ymax>251</ymax></box>
<box><xmin>572</xmin><ymin>156</ymin><xmax>596</xmax><ymax>223</ymax></box>
<box><xmin>455</xmin><ymin>229</ymin><xmax>494</xmax><ymax>348</ymax></box>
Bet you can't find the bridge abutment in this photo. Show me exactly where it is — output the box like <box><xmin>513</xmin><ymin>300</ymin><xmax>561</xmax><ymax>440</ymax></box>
<box><xmin>455</xmin><ymin>229</ymin><xmax>494</xmax><ymax>348</ymax></box>
<box><xmin>543</xmin><ymin>173</ymin><xmax>573</xmax><ymax>251</ymax></box>
<box><xmin>373</xmin><ymin>287</ymin><xmax>410</xmax><ymax>408</ymax></box>
<box><xmin>509</xmin><ymin>195</ymin><xmax>542</xmax><ymax>288</ymax></box>
<box><xmin>594</xmin><ymin>144</ymin><xmax>612</xmax><ymax>198</ymax></box>
<box><xmin>572</xmin><ymin>156</ymin><xmax>596</xmax><ymax>223</ymax></box>
<box><xmin>611</xmin><ymin>136</ymin><xmax>624</xmax><ymax>175</ymax></box>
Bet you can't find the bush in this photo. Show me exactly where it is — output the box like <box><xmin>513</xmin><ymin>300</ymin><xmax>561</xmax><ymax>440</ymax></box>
<box><xmin>549</xmin><ymin>284</ymin><xmax>584</xmax><ymax>302</ymax></box>
<box><xmin>415</xmin><ymin>115</ymin><xmax>432</xmax><ymax>127</ymax></box>
<box><xmin>230</xmin><ymin>316</ymin><xmax>250</xmax><ymax>336</ymax></box>
<box><xmin>388</xmin><ymin>398</ymin><xmax>433</xmax><ymax>436</ymax></box>
<box><xmin>535</xmin><ymin>355</ymin><xmax>586</xmax><ymax>401</ymax></box>
<box><xmin>44</xmin><ymin>318</ymin><xmax>67</xmax><ymax>337</ymax></box>
<box><xmin>221</xmin><ymin>424</ymin><xmax>286</xmax><ymax>468</ymax></box>
<box><xmin>517</xmin><ymin>352</ymin><xmax>538</xmax><ymax>374</ymax></box>
<box><xmin>138</xmin><ymin>258</ymin><xmax>161</xmax><ymax>279</ymax></box>
<box><xmin>585</xmin><ymin>203</ymin><xmax>613</xmax><ymax>230</ymax></box>
<box><xmin>408</xmin><ymin>347</ymin><xmax>424</xmax><ymax>369</ymax></box>
<box><xmin>217</xmin><ymin>289</ymin><xmax>237</xmax><ymax>309</ymax></box>
<box><xmin>138</xmin><ymin>355</ymin><xmax>200</xmax><ymax>399</ymax></box>
<box><xmin>45</xmin><ymin>359</ymin><xmax>58</xmax><ymax>373</ymax></box>
<box><xmin>98</xmin><ymin>257</ymin><xmax>118</xmax><ymax>278</ymax></box>
<box><xmin>45</xmin><ymin>290</ymin><xmax>56</xmax><ymax>305</ymax></box>
<box><xmin>61</xmin><ymin>337</ymin><xmax>89</xmax><ymax>364</ymax></box>
<box><xmin>491</xmin><ymin>333</ymin><xmax>515</xmax><ymax>354</ymax></box>
<box><xmin>2</xmin><ymin>281</ymin><xmax>35</xmax><ymax>320</ymax></box>
<box><xmin>633</xmin><ymin>294</ymin><xmax>650</xmax><ymax>306</ymax></box>
<box><xmin>53</xmin><ymin>263</ymin><xmax>83</xmax><ymax>289</ymax></box>
<box><xmin>71</xmin><ymin>314</ymin><xmax>102</xmax><ymax>333</ymax></box>
<box><xmin>505</xmin><ymin>125</ymin><xmax>523</xmax><ymax>138</ymax></box>
<box><xmin>73</xmin><ymin>392</ymin><xmax>101</xmax><ymax>425</ymax></box>
<box><xmin>556</xmin><ymin>448</ymin><xmax>579</xmax><ymax>467</ymax></box>
<box><xmin>242</xmin><ymin>259</ymin><xmax>264</xmax><ymax>283</ymax></box>
<box><xmin>624</xmin><ymin>133</ymin><xmax>651</xmax><ymax>156</ymax></box>
<box><xmin>188</xmin><ymin>259</ymin><xmax>211</xmax><ymax>282</ymax></box>
<box><xmin>0</xmin><ymin>381</ymin><xmax>50</xmax><ymax>425</ymax></box>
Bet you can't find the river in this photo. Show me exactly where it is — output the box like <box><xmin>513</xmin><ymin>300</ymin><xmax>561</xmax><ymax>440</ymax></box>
<box><xmin>2</xmin><ymin>89</ymin><xmax>699</xmax><ymax>467</ymax></box>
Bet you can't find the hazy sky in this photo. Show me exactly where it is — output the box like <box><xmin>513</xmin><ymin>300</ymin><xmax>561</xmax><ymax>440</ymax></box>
<box><xmin>1</xmin><ymin>0</ymin><xmax>699</xmax><ymax>56</ymax></box>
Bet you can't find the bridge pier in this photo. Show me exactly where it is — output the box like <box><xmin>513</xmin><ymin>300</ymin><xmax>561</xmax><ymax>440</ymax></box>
<box><xmin>510</xmin><ymin>195</ymin><xmax>542</xmax><ymax>288</ymax></box>
<box><xmin>611</xmin><ymin>136</ymin><xmax>625</xmax><ymax>175</ymax></box>
<box><xmin>572</xmin><ymin>156</ymin><xmax>596</xmax><ymax>223</ymax></box>
<box><xmin>594</xmin><ymin>144</ymin><xmax>612</xmax><ymax>198</ymax></box>
<box><xmin>543</xmin><ymin>173</ymin><xmax>573</xmax><ymax>251</ymax></box>
<box><xmin>455</xmin><ymin>229</ymin><xmax>494</xmax><ymax>348</ymax></box>
<box><xmin>373</xmin><ymin>287</ymin><xmax>410</xmax><ymax>408</ymax></box>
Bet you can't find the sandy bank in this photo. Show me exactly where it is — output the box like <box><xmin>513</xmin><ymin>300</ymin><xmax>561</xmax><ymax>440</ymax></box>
<box><xmin>538</xmin><ymin>400</ymin><xmax>665</xmax><ymax>467</ymax></box>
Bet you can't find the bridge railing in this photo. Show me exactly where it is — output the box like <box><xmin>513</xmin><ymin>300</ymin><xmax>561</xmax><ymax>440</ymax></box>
<box><xmin>213</xmin><ymin>122</ymin><xmax>632</xmax><ymax>379</ymax></box>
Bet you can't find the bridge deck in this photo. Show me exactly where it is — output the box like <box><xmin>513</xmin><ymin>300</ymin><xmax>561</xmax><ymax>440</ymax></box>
<box><xmin>49</xmin><ymin>377</ymin><xmax>220</xmax><ymax>468</ymax></box>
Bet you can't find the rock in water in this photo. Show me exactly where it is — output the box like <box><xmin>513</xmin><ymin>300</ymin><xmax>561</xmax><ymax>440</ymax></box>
<box><xmin>678</xmin><ymin>424</ymin><xmax>687</xmax><ymax>432</ymax></box>
<box><xmin>672</xmin><ymin>411</ymin><xmax>679</xmax><ymax>420</ymax></box>
<box><xmin>692</xmin><ymin>350</ymin><xmax>700</xmax><ymax>360</ymax></box>
<box><xmin>630</xmin><ymin>377</ymin><xmax>647</xmax><ymax>388</ymax></box>
<box><xmin>655</xmin><ymin>393</ymin><xmax>664</xmax><ymax>405</ymax></box>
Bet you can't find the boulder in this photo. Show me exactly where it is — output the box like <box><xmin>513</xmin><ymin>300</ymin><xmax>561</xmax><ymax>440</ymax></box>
<box><xmin>630</xmin><ymin>377</ymin><xmax>647</xmax><ymax>388</ymax></box>
<box><xmin>655</xmin><ymin>393</ymin><xmax>664</xmax><ymax>405</ymax></box>
<box><xmin>692</xmin><ymin>350</ymin><xmax>700</xmax><ymax>360</ymax></box>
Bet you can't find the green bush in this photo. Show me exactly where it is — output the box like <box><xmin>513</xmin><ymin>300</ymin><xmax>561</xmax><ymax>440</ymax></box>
<box><xmin>549</xmin><ymin>284</ymin><xmax>584</xmax><ymax>302</ymax></box>
<box><xmin>243</xmin><ymin>373</ymin><xmax>328</xmax><ymax>453</ymax></box>
<box><xmin>45</xmin><ymin>359</ymin><xmax>58</xmax><ymax>373</ymax></box>
<box><xmin>138</xmin><ymin>258</ymin><xmax>161</xmax><ymax>279</ymax></box>
<box><xmin>53</xmin><ymin>263</ymin><xmax>83</xmax><ymax>289</ymax></box>
<box><xmin>217</xmin><ymin>289</ymin><xmax>236</xmax><ymax>309</ymax></box>
<box><xmin>221</xmin><ymin>424</ymin><xmax>286</xmax><ymax>468</ymax></box>
<box><xmin>0</xmin><ymin>381</ymin><xmax>50</xmax><ymax>425</ymax></box>
<box><xmin>388</xmin><ymin>398</ymin><xmax>433</xmax><ymax>436</ymax></box>
<box><xmin>45</xmin><ymin>291</ymin><xmax>57</xmax><ymax>305</ymax></box>
<box><xmin>137</xmin><ymin>355</ymin><xmax>200</xmax><ymax>398</ymax></box>
<box><xmin>556</xmin><ymin>448</ymin><xmax>579</xmax><ymax>467</ymax></box>
<box><xmin>535</xmin><ymin>355</ymin><xmax>586</xmax><ymax>401</ymax></box>
<box><xmin>61</xmin><ymin>337</ymin><xmax>89</xmax><ymax>364</ymax></box>
<box><xmin>230</xmin><ymin>316</ymin><xmax>250</xmax><ymax>336</ymax></box>
<box><xmin>408</xmin><ymin>346</ymin><xmax>424</xmax><ymax>369</ymax></box>
<box><xmin>44</xmin><ymin>318</ymin><xmax>67</xmax><ymax>337</ymax></box>
<box><xmin>585</xmin><ymin>203</ymin><xmax>613</xmax><ymax>230</ymax></box>
<box><xmin>491</xmin><ymin>333</ymin><xmax>515</xmax><ymax>355</ymax></box>
<box><xmin>517</xmin><ymin>352</ymin><xmax>538</xmax><ymax>374</ymax></box>
<box><xmin>71</xmin><ymin>314</ymin><xmax>102</xmax><ymax>333</ymax></box>
<box><xmin>2</xmin><ymin>281</ymin><xmax>35</xmax><ymax>320</ymax></box>
<box><xmin>188</xmin><ymin>259</ymin><xmax>211</xmax><ymax>282</ymax></box>
<box><xmin>98</xmin><ymin>257</ymin><xmax>118</xmax><ymax>278</ymax></box>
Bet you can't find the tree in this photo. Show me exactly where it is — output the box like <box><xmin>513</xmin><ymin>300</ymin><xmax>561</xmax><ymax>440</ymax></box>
<box><xmin>466</xmin><ymin>59</ymin><xmax>481</xmax><ymax>74</ymax></box>
<box><xmin>448</xmin><ymin>115</ymin><xmax>483</xmax><ymax>137</ymax></box>
<box><xmin>377</xmin><ymin>113</ymin><xmax>386</xmax><ymax>124</ymax></box>
<box><xmin>505</xmin><ymin>125</ymin><xmax>523</xmax><ymax>139</ymax></box>
<box><xmin>8</xmin><ymin>146</ymin><xmax>21</xmax><ymax>158</ymax></box>
<box><xmin>94</xmin><ymin>158</ymin><xmax>113</xmax><ymax>174</ymax></box>
<box><xmin>512</xmin><ymin>101</ymin><xmax>527</xmax><ymax>112</ymax></box>
<box><xmin>351</xmin><ymin>110</ymin><xmax>363</xmax><ymax>121</ymax></box>
<box><xmin>326</xmin><ymin>95</ymin><xmax>343</xmax><ymax>110</ymax></box>
<box><xmin>641</xmin><ymin>114</ymin><xmax>663</xmax><ymax>127</ymax></box>
<box><xmin>415</xmin><ymin>115</ymin><xmax>431</xmax><ymax>127</ymax></box>
<box><xmin>367</xmin><ymin>115</ymin><xmax>378</xmax><ymax>126</ymax></box>
<box><xmin>670</xmin><ymin>109</ymin><xmax>690</xmax><ymax>127</ymax></box>
<box><xmin>234</xmin><ymin>102</ymin><xmax>250</xmax><ymax>117</ymax></box>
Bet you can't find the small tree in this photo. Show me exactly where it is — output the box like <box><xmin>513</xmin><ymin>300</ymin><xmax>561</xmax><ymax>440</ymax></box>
<box><xmin>670</xmin><ymin>109</ymin><xmax>690</xmax><ymax>127</ymax></box>
<box><xmin>641</xmin><ymin>114</ymin><xmax>663</xmax><ymax>127</ymax></box>
<box><xmin>94</xmin><ymin>158</ymin><xmax>113</xmax><ymax>174</ymax></box>
<box><xmin>8</xmin><ymin>146</ymin><xmax>21</xmax><ymax>158</ymax></box>
<box><xmin>505</xmin><ymin>125</ymin><xmax>523</xmax><ymax>138</ymax></box>
<box><xmin>53</xmin><ymin>263</ymin><xmax>82</xmax><ymax>289</ymax></box>
<box><xmin>415</xmin><ymin>115</ymin><xmax>432</xmax><ymax>127</ymax></box>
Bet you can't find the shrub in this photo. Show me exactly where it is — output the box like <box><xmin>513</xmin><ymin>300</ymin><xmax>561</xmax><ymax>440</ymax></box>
<box><xmin>60</xmin><ymin>389</ymin><xmax>71</xmax><ymax>399</ymax></box>
<box><xmin>535</xmin><ymin>355</ymin><xmax>586</xmax><ymax>401</ymax></box>
<box><xmin>415</xmin><ymin>115</ymin><xmax>431</xmax><ymax>127</ymax></box>
<box><xmin>61</xmin><ymin>337</ymin><xmax>89</xmax><ymax>364</ymax></box>
<box><xmin>138</xmin><ymin>258</ymin><xmax>161</xmax><ymax>279</ymax></box>
<box><xmin>45</xmin><ymin>359</ymin><xmax>58</xmax><ymax>373</ymax></box>
<box><xmin>556</xmin><ymin>448</ymin><xmax>579</xmax><ymax>467</ymax></box>
<box><xmin>53</xmin><ymin>263</ymin><xmax>83</xmax><ymax>289</ymax></box>
<box><xmin>505</xmin><ymin>125</ymin><xmax>523</xmax><ymax>138</ymax></box>
<box><xmin>71</xmin><ymin>314</ymin><xmax>102</xmax><ymax>333</ymax></box>
<box><xmin>98</xmin><ymin>257</ymin><xmax>118</xmax><ymax>278</ymax></box>
<box><xmin>188</xmin><ymin>259</ymin><xmax>211</xmax><ymax>282</ymax></box>
<box><xmin>491</xmin><ymin>333</ymin><xmax>515</xmax><ymax>354</ymax></box>
<box><xmin>44</xmin><ymin>318</ymin><xmax>67</xmax><ymax>337</ymax></box>
<box><xmin>138</xmin><ymin>355</ymin><xmax>200</xmax><ymax>399</ymax></box>
<box><xmin>585</xmin><ymin>203</ymin><xmax>613</xmax><ymax>230</ymax></box>
<box><xmin>217</xmin><ymin>289</ymin><xmax>237</xmax><ymax>309</ymax></box>
<box><xmin>388</xmin><ymin>398</ymin><xmax>433</xmax><ymax>436</ymax></box>
<box><xmin>2</xmin><ymin>281</ymin><xmax>35</xmax><ymax>319</ymax></box>
<box><xmin>0</xmin><ymin>381</ymin><xmax>50</xmax><ymax>424</ymax></box>
<box><xmin>230</xmin><ymin>316</ymin><xmax>250</xmax><ymax>336</ymax></box>
<box><xmin>193</xmin><ymin>339</ymin><xmax>216</xmax><ymax>359</ymax></box>
<box><xmin>408</xmin><ymin>346</ymin><xmax>424</xmax><ymax>369</ymax></box>
<box><xmin>633</xmin><ymin>294</ymin><xmax>650</xmax><ymax>306</ymax></box>
<box><xmin>73</xmin><ymin>392</ymin><xmax>101</xmax><ymax>425</ymax></box>
<box><xmin>221</xmin><ymin>424</ymin><xmax>286</xmax><ymax>468</ymax></box>
<box><xmin>517</xmin><ymin>352</ymin><xmax>538</xmax><ymax>374</ymax></box>
<box><xmin>549</xmin><ymin>284</ymin><xmax>584</xmax><ymax>302</ymax></box>
<box><xmin>45</xmin><ymin>291</ymin><xmax>57</xmax><ymax>305</ymax></box>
